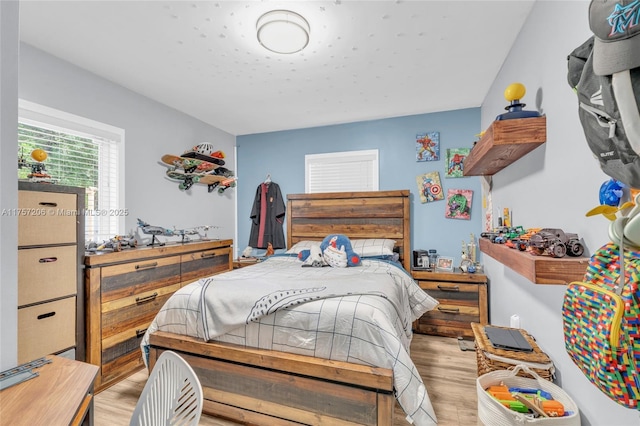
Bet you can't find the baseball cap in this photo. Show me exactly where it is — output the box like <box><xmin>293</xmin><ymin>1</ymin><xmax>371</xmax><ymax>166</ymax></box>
<box><xmin>589</xmin><ymin>0</ymin><xmax>640</xmax><ymax>75</ymax></box>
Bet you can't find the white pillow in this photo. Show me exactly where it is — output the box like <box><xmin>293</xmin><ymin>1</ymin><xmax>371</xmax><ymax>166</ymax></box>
<box><xmin>285</xmin><ymin>240</ymin><xmax>321</xmax><ymax>254</ymax></box>
<box><xmin>350</xmin><ymin>239</ymin><xmax>396</xmax><ymax>257</ymax></box>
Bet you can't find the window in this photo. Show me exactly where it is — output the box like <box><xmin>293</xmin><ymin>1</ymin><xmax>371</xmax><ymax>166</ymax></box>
<box><xmin>305</xmin><ymin>149</ymin><xmax>379</xmax><ymax>193</ymax></box>
<box><xmin>18</xmin><ymin>100</ymin><xmax>124</xmax><ymax>242</ymax></box>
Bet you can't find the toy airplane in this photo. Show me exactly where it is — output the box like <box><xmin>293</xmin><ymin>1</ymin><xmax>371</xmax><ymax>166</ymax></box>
<box><xmin>137</xmin><ymin>218</ymin><xmax>216</xmax><ymax>246</ymax></box>
<box><xmin>137</xmin><ymin>218</ymin><xmax>175</xmax><ymax>246</ymax></box>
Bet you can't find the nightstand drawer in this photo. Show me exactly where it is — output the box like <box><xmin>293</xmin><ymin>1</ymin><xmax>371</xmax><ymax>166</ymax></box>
<box><xmin>411</xmin><ymin>269</ymin><xmax>488</xmax><ymax>338</ymax></box>
<box><xmin>418</xmin><ymin>281</ymin><xmax>480</xmax><ymax>300</ymax></box>
<box><xmin>18</xmin><ymin>296</ymin><xmax>76</xmax><ymax>363</ymax></box>
<box><xmin>18</xmin><ymin>190</ymin><xmax>77</xmax><ymax>246</ymax></box>
<box><xmin>18</xmin><ymin>245</ymin><xmax>77</xmax><ymax>306</ymax></box>
<box><xmin>416</xmin><ymin>304</ymin><xmax>482</xmax><ymax>338</ymax></box>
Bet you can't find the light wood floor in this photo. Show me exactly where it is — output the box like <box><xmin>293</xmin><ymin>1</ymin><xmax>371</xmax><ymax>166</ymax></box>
<box><xmin>94</xmin><ymin>334</ymin><xmax>478</xmax><ymax>425</ymax></box>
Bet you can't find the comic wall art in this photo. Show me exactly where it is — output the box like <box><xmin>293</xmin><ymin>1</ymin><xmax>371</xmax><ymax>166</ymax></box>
<box><xmin>416</xmin><ymin>132</ymin><xmax>439</xmax><ymax>162</ymax></box>
<box><xmin>416</xmin><ymin>171</ymin><xmax>444</xmax><ymax>204</ymax></box>
<box><xmin>445</xmin><ymin>148</ymin><xmax>470</xmax><ymax>178</ymax></box>
<box><xmin>445</xmin><ymin>188</ymin><xmax>472</xmax><ymax>220</ymax></box>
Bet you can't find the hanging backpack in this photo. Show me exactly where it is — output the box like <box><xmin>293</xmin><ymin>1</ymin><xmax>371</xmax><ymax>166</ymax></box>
<box><xmin>562</xmin><ymin>239</ymin><xmax>640</xmax><ymax>409</ymax></box>
<box><xmin>567</xmin><ymin>36</ymin><xmax>640</xmax><ymax>189</ymax></box>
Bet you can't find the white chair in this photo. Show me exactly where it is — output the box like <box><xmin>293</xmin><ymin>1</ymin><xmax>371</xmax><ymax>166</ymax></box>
<box><xmin>130</xmin><ymin>351</ymin><xmax>203</xmax><ymax>426</ymax></box>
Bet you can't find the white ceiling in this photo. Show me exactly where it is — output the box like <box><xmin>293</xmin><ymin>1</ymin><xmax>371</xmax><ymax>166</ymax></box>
<box><xmin>19</xmin><ymin>1</ymin><xmax>535</xmax><ymax>136</ymax></box>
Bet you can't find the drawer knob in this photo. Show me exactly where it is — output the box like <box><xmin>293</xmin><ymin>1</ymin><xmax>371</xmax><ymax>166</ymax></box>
<box><xmin>135</xmin><ymin>292</ymin><xmax>158</xmax><ymax>304</ymax></box>
<box><xmin>135</xmin><ymin>262</ymin><xmax>158</xmax><ymax>270</ymax></box>
<box><xmin>39</xmin><ymin>257</ymin><xmax>58</xmax><ymax>263</ymax></box>
<box><xmin>37</xmin><ymin>311</ymin><xmax>56</xmax><ymax>320</ymax></box>
<box><xmin>38</xmin><ymin>202</ymin><xmax>58</xmax><ymax>207</ymax></box>
<box><xmin>201</xmin><ymin>252</ymin><xmax>216</xmax><ymax>258</ymax></box>
<box><xmin>437</xmin><ymin>285</ymin><xmax>460</xmax><ymax>292</ymax></box>
<box><xmin>437</xmin><ymin>307</ymin><xmax>460</xmax><ymax>314</ymax></box>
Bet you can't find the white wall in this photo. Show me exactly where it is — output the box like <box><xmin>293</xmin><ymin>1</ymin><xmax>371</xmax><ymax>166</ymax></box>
<box><xmin>19</xmin><ymin>44</ymin><xmax>237</xmax><ymax>240</ymax></box>
<box><xmin>0</xmin><ymin>0</ymin><xmax>19</xmax><ymax>371</ymax></box>
<box><xmin>481</xmin><ymin>1</ymin><xmax>638</xmax><ymax>425</ymax></box>
<box><xmin>0</xmin><ymin>41</ymin><xmax>237</xmax><ymax>366</ymax></box>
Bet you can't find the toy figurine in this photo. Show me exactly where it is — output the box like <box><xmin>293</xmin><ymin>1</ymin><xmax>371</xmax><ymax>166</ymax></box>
<box><xmin>18</xmin><ymin>148</ymin><xmax>57</xmax><ymax>183</ymax></box>
<box><xmin>496</xmin><ymin>83</ymin><xmax>542</xmax><ymax>121</ymax></box>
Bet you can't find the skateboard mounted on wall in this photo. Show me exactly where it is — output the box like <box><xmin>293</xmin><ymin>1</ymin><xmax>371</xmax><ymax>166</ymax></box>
<box><xmin>161</xmin><ymin>154</ymin><xmax>219</xmax><ymax>174</ymax></box>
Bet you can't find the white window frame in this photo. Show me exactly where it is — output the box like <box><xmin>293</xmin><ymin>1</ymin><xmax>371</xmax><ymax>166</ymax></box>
<box><xmin>305</xmin><ymin>149</ymin><xmax>379</xmax><ymax>193</ymax></box>
<box><xmin>18</xmin><ymin>99</ymin><xmax>126</xmax><ymax>239</ymax></box>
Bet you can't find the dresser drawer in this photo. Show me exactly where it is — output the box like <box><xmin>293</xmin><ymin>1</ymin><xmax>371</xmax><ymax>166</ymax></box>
<box><xmin>101</xmin><ymin>284</ymin><xmax>180</xmax><ymax>340</ymax></box>
<box><xmin>18</xmin><ymin>191</ymin><xmax>77</xmax><ymax>246</ymax></box>
<box><xmin>180</xmin><ymin>247</ymin><xmax>232</xmax><ymax>285</ymax></box>
<box><xmin>18</xmin><ymin>245</ymin><xmax>77</xmax><ymax>306</ymax></box>
<box><xmin>18</xmin><ymin>297</ymin><xmax>76</xmax><ymax>363</ymax></box>
<box><xmin>100</xmin><ymin>255</ymin><xmax>181</xmax><ymax>303</ymax></box>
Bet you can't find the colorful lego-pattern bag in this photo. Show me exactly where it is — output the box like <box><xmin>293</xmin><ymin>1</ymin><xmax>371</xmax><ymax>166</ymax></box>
<box><xmin>562</xmin><ymin>242</ymin><xmax>640</xmax><ymax>409</ymax></box>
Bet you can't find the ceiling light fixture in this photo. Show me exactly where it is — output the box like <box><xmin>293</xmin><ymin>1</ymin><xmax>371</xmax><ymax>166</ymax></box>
<box><xmin>256</xmin><ymin>10</ymin><xmax>310</xmax><ymax>54</ymax></box>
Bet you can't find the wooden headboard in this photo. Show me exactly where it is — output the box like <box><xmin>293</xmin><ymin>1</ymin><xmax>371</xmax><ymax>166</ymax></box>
<box><xmin>286</xmin><ymin>190</ymin><xmax>411</xmax><ymax>270</ymax></box>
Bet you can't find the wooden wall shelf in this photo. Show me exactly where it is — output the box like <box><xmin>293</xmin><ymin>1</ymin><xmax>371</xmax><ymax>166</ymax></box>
<box><xmin>464</xmin><ymin>116</ymin><xmax>547</xmax><ymax>176</ymax></box>
<box><xmin>479</xmin><ymin>238</ymin><xmax>588</xmax><ymax>285</ymax></box>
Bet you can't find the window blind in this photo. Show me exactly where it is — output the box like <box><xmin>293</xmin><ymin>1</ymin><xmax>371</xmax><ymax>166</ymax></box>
<box><xmin>305</xmin><ymin>149</ymin><xmax>379</xmax><ymax>193</ymax></box>
<box><xmin>18</xmin><ymin>100</ymin><xmax>124</xmax><ymax>243</ymax></box>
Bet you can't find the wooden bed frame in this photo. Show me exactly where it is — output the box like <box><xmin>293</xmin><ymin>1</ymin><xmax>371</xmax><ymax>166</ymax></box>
<box><xmin>148</xmin><ymin>190</ymin><xmax>411</xmax><ymax>425</ymax></box>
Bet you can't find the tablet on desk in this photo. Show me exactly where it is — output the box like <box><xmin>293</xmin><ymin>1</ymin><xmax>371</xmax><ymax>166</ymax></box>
<box><xmin>484</xmin><ymin>326</ymin><xmax>534</xmax><ymax>352</ymax></box>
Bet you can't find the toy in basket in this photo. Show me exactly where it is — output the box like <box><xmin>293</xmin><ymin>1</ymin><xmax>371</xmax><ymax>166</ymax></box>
<box><xmin>477</xmin><ymin>365</ymin><xmax>580</xmax><ymax>425</ymax></box>
<box><xmin>471</xmin><ymin>323</ymin><xmax>555</xmax><ymax>381</ymax></box>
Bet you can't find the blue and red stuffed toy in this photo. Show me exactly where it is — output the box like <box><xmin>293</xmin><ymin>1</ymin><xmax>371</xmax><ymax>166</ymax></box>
<box><xmin>298</xmin><ymin>234</ymin><xmax>361</xmax><ymax>267</ymax></box>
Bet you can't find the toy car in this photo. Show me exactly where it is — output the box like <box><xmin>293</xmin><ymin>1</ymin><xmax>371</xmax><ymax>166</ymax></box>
<box><xmin>514</xmin><ymin>228</ymin><xmax>542</xmax><ymax>251</ymax></box>
<box><xmin>481</xmin><ymin>226</ymin><xmax>509</xmax><ymax>243</ymax></box>
<box><xmin>527</xmin><ymin>228</ymin><xmax>584</xmax><ymax>258</ymax></box>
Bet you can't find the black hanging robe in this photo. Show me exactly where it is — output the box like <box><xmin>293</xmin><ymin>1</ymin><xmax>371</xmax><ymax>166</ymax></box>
<box><xmin>249</xmin><ymin>182</ymin><xmax>286</xmax><ymax>249</ymax></box>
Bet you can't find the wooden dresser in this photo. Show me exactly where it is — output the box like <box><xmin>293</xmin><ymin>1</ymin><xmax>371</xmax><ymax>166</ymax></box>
<box><xmin>411</xmin><ymin>269</ymin><xmax>488</xmax><ymax>339</ymax></box>
<box><xmin>17</xmin><ymin>182</ymin><xmax>85</xmax><ymax>363</ymax></box>
<box><xmin>84</xmin><ymin>239</ymin><xmax>232</xmax><ymax>391</ymax></box>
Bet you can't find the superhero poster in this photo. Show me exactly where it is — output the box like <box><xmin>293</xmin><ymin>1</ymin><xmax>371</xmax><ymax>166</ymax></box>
<box><xmin>445</xmin><ymin>148</ymin><xmax>470</xmax><ymax>178</ymax></box>
<box><xmin>445</xmin><ymin>189</ymin><xmax>472</xmax><ymax>220</ymax></box>
<box><xmin>416</xmin><ymin>132</ymin><xmax>439</xmax><ymax>162</ymax></box>
<box><xmin>415</xmin><ymin>171</ymin><xmax>444</xmax><ymax>204</ymax></box>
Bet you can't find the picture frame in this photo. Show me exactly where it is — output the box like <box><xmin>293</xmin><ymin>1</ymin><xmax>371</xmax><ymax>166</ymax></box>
<box><xmin>416</xmin><ymin>132</ymin><xmax>440</xmax><ymax>162</ymax></box>
<box><xmin>436</xmin><ymin>256</ymin><xmax>454</xmax><ymax>272</ymax></box>
<box><xmin>444</xmin><ymin>147</ymin><xmax>470</xmax><ymax>178</ymax></box>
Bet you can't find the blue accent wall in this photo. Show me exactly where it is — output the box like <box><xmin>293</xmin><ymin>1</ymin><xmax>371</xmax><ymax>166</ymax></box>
<box><xmin>237</xmin><ymin>107</ymin><xmax>482</xmax><ymax>263</ymax></box>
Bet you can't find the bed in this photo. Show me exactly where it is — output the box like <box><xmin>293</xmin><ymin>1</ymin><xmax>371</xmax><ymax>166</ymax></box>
<box><xmin>142</xmin><ymin>190</ymin><xmax>439</xmax><ymax>426</ymax></box>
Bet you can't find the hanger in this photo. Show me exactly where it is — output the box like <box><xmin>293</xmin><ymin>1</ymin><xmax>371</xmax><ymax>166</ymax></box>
<box><xmin>264</xmin><ymin>174</ymin><xmax>272</xmax><ymax>184</ymax></box>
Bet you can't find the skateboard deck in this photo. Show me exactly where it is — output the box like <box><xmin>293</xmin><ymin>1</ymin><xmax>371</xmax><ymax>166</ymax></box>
<box><xmin>216</xmin><ymin>177</ymin><xmax>237</xmax><ymax>193</ymax></box>
<box><xmin>161</xmin><ymin>154</ymin><xmax>219</xmax><ymax>173</ymax></box>
<box><xmin>209</xmin><ymin>166</ymin><xmax>234</xmax><ymax>178</ymax></box>
<box><xmin>180</xmin><ymin>150</ymin><xmax>225</xmax><ymax>166</ymax></box>
<box><xmin>166</xmin><ymin>170</ymin><xmax>228</xmax><ymax>191</ymax></box>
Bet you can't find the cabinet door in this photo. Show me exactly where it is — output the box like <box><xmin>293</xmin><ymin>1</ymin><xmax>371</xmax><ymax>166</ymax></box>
<box><xmin>18</xmin><ymin>191</ymin><xmax>77</xmax><ymax>246</ymax></box>
<box><xmin>18</xmin><ymin>245</ymin><xmax>77</xmax><ymax>306</ymax></box>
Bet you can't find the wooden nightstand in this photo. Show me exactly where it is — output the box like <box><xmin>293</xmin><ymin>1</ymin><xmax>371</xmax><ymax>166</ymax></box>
<box><xmin>411</xmin><ymin>269</ymin><xmax>488</xmax><ymax>339</ymax></box>
<box><xmin>233</xmin><ymin>257</ymin><xmax>261</xmax><ymax>269</ymax></box>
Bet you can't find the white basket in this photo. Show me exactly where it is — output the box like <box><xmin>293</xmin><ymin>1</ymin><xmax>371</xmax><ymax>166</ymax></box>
<box><xmin>477</xmin><ymin>365</ymin><xmax>581</xmax><ymax>426</ymax></box>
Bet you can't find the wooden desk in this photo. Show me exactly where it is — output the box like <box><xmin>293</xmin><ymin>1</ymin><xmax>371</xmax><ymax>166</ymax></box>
<box><xmin>0</xmin><ymin>355</ymin><xmax>99</xmax><ymax>425</ymax></box>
